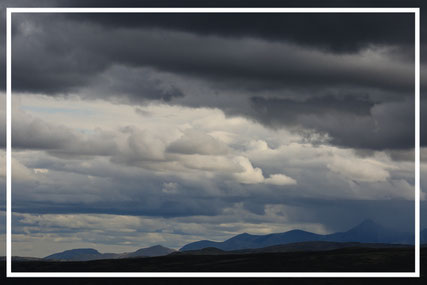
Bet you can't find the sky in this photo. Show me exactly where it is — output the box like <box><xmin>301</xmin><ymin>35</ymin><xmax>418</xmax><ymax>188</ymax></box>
<box><xmin>0</xmin><ymin>1</ymin><xmax>426</xmax><ymax>258</ymax></box>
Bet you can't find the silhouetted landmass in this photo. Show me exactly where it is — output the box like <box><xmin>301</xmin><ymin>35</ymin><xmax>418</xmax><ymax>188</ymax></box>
<box><xmin>44</xmin><ymin>245</ymin><xmax>176</xmax><ymax>261</ymax></box>
<box><xmin>174</xmin><ymin>241</ymin><xmax>412</xmax><ymax>256</ymax></box>
<box><xmin>181</xmin><ymin>220</ymin><xmax>415</xmax><ymax>251</ymax></box>
<box><xmin>11</xmin><ymin>246</ymin><xmax>415</xmax><ymax>272</ymax></box>
<box><xmin>2</xmin><ymin>246</ymin><xmax>427</xmax><ymax>285</ymax></box>
<box><xmin>123</xmin><ymin>245</ymin><xmax>176</xmax><ymax>258</ymax></box>
<box><xmin>0</xmin><ymin>256</ymin><xmax>43</xmax><ymax>262</ymax></box>
<box><xmin>44</xmin><ymin>248</ymin><xmax>103</xmax><ymax>261</ymax></box>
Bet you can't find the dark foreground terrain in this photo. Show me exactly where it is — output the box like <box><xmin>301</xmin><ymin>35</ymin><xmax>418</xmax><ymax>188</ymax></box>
<box><xmin>10</xmin><ymin>247</ymin><xmax>415</xmax><ymax>272</ymax></box>
<box><xmin>2</xmin><ymin>246</ymin><xmax>425</xmax><ymax>285</ymax></box>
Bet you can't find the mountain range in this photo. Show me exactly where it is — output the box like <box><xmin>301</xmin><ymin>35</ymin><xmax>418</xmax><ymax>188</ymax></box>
<box><xmin>42</xmin><ymin>220</ymin><xmax>423</xmax><ymax>261</ymax></box>
<box><xmin>44</xmin><ymin>245</ymin><xmax>175</xmax><ymax>261</ymax></box>
<box><xmin>180</xmin><ymin>219</ymin><xmax>416</xmax><ymax>251</ymax></box>
<box><xmin>174</xmin><ymin>241</ymin><xmax>412</xmax><ymax>256</ymax></box>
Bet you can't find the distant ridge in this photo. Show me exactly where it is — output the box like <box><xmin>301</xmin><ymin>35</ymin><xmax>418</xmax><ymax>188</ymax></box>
<box><xmin>44</xmin><ymin>248</ymin><xmax>101</xmax><ymax>261</ymax></box>
<box><xmin>123</xmin><ymin>245</ymin><xmax>175</xmax><ymax>258</ymax></box>
<box><xmin>44</xmin><ymin>245</ymin><xmax>175</xmax><ymax>261</ymax></box>
<box><xmin>39</xmin><ymin>220</ymin><xmax>424</xmax><ymax>260</ymax></box>
<box><xmin>180</xmin><ymin>219</ymin><xmax>415</xmax><ymax>251</ymax></box>
<box><xmin>175</xmin><ymin>241</ymin><xmax>412</xmax><ymax>256</ymax></box>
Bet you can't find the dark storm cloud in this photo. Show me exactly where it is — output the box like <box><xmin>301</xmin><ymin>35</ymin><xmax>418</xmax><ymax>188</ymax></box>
<box><xmin>58</xmin><ymin>0</ymin><xmax>425</xmax><ymax>55</ymax></box>
<box><xmin>1</xmin><ymin>1</ymin><xmax>420</xmax><ymax>92</ymax></box>
<box><xmin>250</xmin><ymin>94</ymin><xmax>375</xmax><ymax>120</ymax></box>
<box><xmin>11</xmin><ymin>13</ymin><xmax>415</xmax><ymax>95</ymax></box>
<box><xmin>248</xmin><ymin>97</ymin><xmax>419</xmax><ymax>150</ymax></box>
<box><xmin>7</xmin><ymin>11</ymin><xmax>419</xmax><ymax>151</ymax></box>
<box><xmin>0</xmin><ymin>1</ymin><xmax>425</xmax><ymax>152</ymax></box>
<box><xmin>89</xmin><ymin>65</ymin><xmax>184</xmax><ymax>102</ymax></box>
<box><xmin>65</xmin><ymin>13</ymin><xmax>415</xmax><ymax>54</ymax></box>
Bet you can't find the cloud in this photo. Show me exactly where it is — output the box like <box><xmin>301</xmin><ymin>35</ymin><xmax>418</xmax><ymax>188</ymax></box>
<box><xmin>33</xmin><ymin>168</ymin><xmax>48</xmax><ymax>174</ymax></box>
<box><xmin>0</xmin><ymin>151</ymin><xmax>37</xmax><ymax>183</ymax></box>
<box><xmin>114</xmin><ymin>127</ymin><xmax>167</xmax><ymax>162</ymax></box>
<box><xmin>7</xmin><ymin>12</ymin><xmax>421</xmax><ymax>152</ymax></box>
<box><xmin>3</xmin><ymin>104</ymin><xmax>117</xmax><ymax>157</ymax></box>
<box><xmin>5</xmin><ymin>97</ymin><xmax>414</xmax><ymax>205</ymax></box>
<box><xmin>12</xmin><ymin>19</ymin><xmax>415</xmax><ymax>94</ymax></box>
<box><xmin>61</xmin><ymin>12</ymin><xmax>415</xmax><ymax>53</ymax></box>
<box><xmin>176</xmin><ymin>154</ymin><xmax>240</xmax><ymax>173</ymax></box>
<box><xmin>232</xmin><ymin>156</ymin><xmax>297</xmax><ymax>186</ymax></box>
<box><xmin>166</xmin><ymin>129</ymin><xmax>229</xmax><ymax>155</ymax></box>
<box><xmin>82</xmin><ymin>65</ymin><xmax>184</xmax><ymax>102</ymax></box>
<box><xmin>248</xmin><ymin>97</ymin><xmax>418</xmax><ymax>150</ymax></box>
<box><xmin>232</xmin><ymin>156</ymin><xmax>265</xmax><ymax>184</ymax></box>
<box><xmin>264</xmin><ymin>174</ymin><xmax>297</xmax><ymax>186</ymax></box>
<box><xmin>162</xmin><ymin>182</ymin><xmax>178</xmax><ymax>194</ymax></box>
<box><xmin>327</xmin><ymin>155</ymin><xmax>392</xmax><ymax>183</ymax></box>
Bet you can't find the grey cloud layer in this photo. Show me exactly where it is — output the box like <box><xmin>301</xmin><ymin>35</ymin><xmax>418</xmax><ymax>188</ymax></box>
<box><xmin>251</xmin><ymin>97</ymin><xmax>417</xmax><ymax>150</ymax></box>
<box><xmin>3</xmin><ymin>101</ymin><xmax>417</xmax><ymax>223</ymax></box>
<box><xmin>12</xmin><ymin>15</ymin><xmax>415</xmax><ymax>94</ymax></box>
<box><xmin>9</xmin><ymin>13</ymin><xmax>418</xmax><ymax>151</ymax></box>
<box><xmin>65</xmin><ymin>12</ymin><xmax>415</xmax><ymax>53</ymax></box>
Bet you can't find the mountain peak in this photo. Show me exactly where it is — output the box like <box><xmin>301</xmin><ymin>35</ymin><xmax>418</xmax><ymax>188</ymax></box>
<box><xmin>146</xmin><ymin>245</ymin><xmax>167</xmax><ymax>249</ymax></box>
<box><xmin>131</xmin><ymin>245</ymin><xmax>175</xmax><ymax>257</ymax></box>
<box><xmin>225</xmin><ymin>232</ymin><xmax>255</xmax><ymax>242</ymax></box>
<box><xmin>135</xmin><ymin>244</ymin><xmax>170</xmax><ymax>251</ymax></box>
<box><xmin>53</xmin><ymin>248</ymin><xmax>100</xmax><ymax>255</ymax></box>
<box><xmin>286</xmin><ymin>229</ymin><xmax>311</xmax><ymax>234</ymax></box>
<box><xmin>45</xmin><ymin>245</ymin><xmax>175</xmax><ymax>261</ymax></box>
<box><xmin>235</xmin><ymin>233</ymin><xmax>251</xmax><ymax>238</ymax></box>
<box><xmin>323</xmin><ymin>218</ymin><xmax>399</xmax><ymax>244</ymax></box>
<box><xmin>44</xmin><ymin>248</ymin><xmax>101</xmax><ymax>261</ymax></box>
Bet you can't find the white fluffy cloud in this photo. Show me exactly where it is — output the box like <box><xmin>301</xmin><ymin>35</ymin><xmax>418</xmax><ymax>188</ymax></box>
<box><xmin>232</xmin><ymin>156</ymin><xmax>297</xmax><ymax>186</ymax></box>
<box><xmin>166</xmin><ymin>129</ymin><xmax>229</xmax><ymax>155</ymax></box>
<box><xmin>6</xmin><ymin>94</ymin><xmax>415</xmax><ymax>200</ymax></box>
<box><xmin>0</xmin><ymin>151</ymin><xmax>38</xmax><ymax>183</ymax></box>
<box><xmin>327</xmin><ymin>155</ymin><xmax>392</xmax><ymax>182</ymax></box>
<box><xmin>232</xmin><ymin>156</ymin><xmax>265</xmax><ymax>184</ymax></box>
<box><xmin>264</xmin><ymin>174</ymin><xmax>297</xmax><ymax>186</ymax></box>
